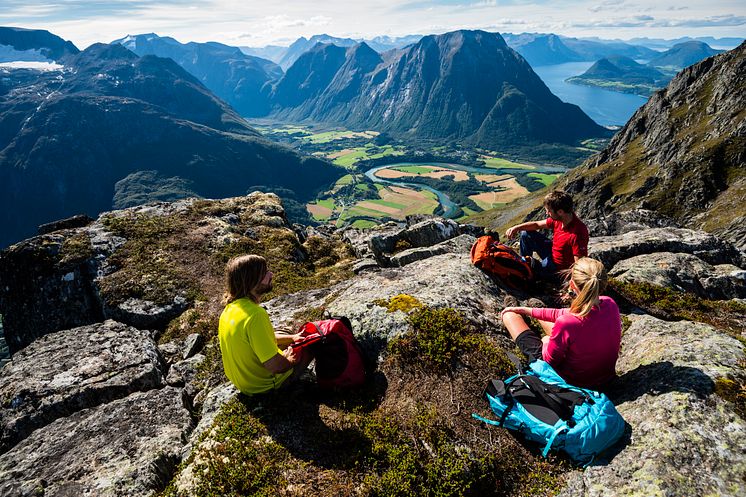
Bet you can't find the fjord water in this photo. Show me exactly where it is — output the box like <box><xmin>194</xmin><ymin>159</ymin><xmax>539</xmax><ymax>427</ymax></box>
<box><xmin>533</xmin><ymin>62</ymin><xmax>648</xmax><ymax>126</ymax></box>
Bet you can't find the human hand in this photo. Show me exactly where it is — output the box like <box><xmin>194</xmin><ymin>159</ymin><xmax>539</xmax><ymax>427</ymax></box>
<box><xmin>284</xmin><ymin>346</ymin><xmax>301</xmax><ymax>365</ymax></box>
<box><xmin>541</xmin><ymin>335</ymin><xmax>550</xmax><ymax>345</ymax></box>
<box><xmin>505</xmin><ymin>226</ymin><xmax>518</xmax><ymax>240</ymax></box>
<box><xmin>501</xmin><ymin>306</ymin><xmax>529</xmax><ymax>317</ymax></box>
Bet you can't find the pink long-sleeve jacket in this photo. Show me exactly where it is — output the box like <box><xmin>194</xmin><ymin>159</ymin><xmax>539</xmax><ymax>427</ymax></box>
<box><xmin>531</xmin><ymin>296</ymin><xmax>622</xmax><ymax>388</ymax></box>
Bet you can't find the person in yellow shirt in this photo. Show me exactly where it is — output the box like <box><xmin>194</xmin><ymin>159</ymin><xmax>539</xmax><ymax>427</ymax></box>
<box><xmin>218</xmin><ymin>254</ymin><xmax>310</xmax><ymax>395</ymax></box>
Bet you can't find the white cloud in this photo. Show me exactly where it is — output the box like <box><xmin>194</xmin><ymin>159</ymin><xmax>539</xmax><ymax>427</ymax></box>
<box><xmin>1</xmin><ymin>1</ymin><xmax>743</xmax><ymax>48</ymax></box>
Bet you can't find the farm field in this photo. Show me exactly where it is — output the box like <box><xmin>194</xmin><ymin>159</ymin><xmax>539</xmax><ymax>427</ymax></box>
<box><xmin>305</xmin><ymin>130</ymin><xmax>379</xmax><ymax>144</ymax></box>
<box><xmin>330</xmin><ymin>144</ymin><xmax>406</xmax><ymax>168</ymax></box>
<box><xmin>375</xmin><ymin>165</ymin><xmax>470</xmax><ymax>182</ymax></box>
<box><xmin>338</xmin><ymin>185</ymin><xmax>439</xmax><ymax>223</ymax></box>
<box><xmin>469</xmin><ymin>177</ymin><xmax>530</xmax><ymax>210</ymax></box>
<box><xmin>527</xmin><ymin>172</ymin><xmax>561</xmax><ymax>187</ymax></box>
<box><xmin>479</xmin><ymin>154</ymin><xmax>536</xmax><ymax>170</ymax></box>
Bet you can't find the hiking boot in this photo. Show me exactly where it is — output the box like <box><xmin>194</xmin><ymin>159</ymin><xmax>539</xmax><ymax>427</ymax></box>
<box><xmin>503</xmin><ymin>294</ymin><xmax>519</xmax><ymax>308</ymax></box>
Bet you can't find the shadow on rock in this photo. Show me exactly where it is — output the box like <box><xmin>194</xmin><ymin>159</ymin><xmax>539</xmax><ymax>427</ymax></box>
<box><xmin>606</xmin><ymin>361</ymin><xmax>714</xmax><ymax>405</ymax></box>
<box><xmin>238</xmin><ymin>371</ymin><xmax>388</xmax><ymax>470</ymax></box>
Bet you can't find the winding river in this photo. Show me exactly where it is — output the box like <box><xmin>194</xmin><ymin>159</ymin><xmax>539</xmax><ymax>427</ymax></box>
<box><xmin>364</xmin><ymin>161</ymin><xmax>567</xmax><ymax>218</ymax></box>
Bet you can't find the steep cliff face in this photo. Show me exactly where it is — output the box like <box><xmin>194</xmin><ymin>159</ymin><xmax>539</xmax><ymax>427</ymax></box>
<box><xmin>472</xmin><ymin>42</ymin><xmax>745</xmax><ymax>250</ymax></box>
<box><xmin>560</xmin><ymin>42</ymin><xmax>745</xmax><ymax>246</ymax></box>
<box><xmin>0</xmin><ymin>194</ymin><xmax>744</xmax><ymax>496</ymax></box>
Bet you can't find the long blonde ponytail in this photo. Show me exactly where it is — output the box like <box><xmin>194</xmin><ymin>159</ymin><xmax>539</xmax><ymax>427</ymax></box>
<box><xmin>568</xmin><ymin>257</ymin><xmax>608</xmax><ymax>318</ymax></box>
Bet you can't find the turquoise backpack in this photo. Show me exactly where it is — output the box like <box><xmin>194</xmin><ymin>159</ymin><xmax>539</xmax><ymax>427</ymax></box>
<box><xmin>472</xmin><ymin>359</ymin><xmax>625</xmax><ymax>465</ymax></box>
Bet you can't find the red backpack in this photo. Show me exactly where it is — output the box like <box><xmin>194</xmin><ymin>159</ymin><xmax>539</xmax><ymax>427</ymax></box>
<box><xmin>291</xmin><ymin>318</ymin><xmax>366</xmax><ymax>389</ymax></box>
<box><xmin>470</xmin><ymin>235</ymin><xmax>533</xmax><ymax>290</ymax></box>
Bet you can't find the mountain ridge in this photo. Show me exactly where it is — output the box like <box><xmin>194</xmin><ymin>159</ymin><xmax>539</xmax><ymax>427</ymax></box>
<box><xmin>268</xmin><ymin>30</ymin><xmax>609</xmax><ymax>150</ymax></box>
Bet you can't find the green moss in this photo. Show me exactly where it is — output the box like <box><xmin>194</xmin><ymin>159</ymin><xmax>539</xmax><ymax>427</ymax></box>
<box><xmin>58</xmin><ymin>232</ymin><xmax>94</xmax><ymax>264</ymax></box>
<box><xmin>194</xmin><ymin>340</ymin><xmax>227</xmax><ymax>392</ymax></box>
<box><xmin>393</xmin><ymin>239</ymin><xmax>413</xmax><ymax>253</ymax></box>
<box><xmin>714</xmin><ymin>376</ymin><xmax>746</xmax><ymax>419</ymax></box>
<box><xmin>621</xmin><ymin>315</ymin><xmax>632</xmax><ymax>335</ymax></box>
<box><xmin>99</xmin><ymin>212</ymin><xmax>198</xmax><ymax>305</ymax></box>
<box><xmin>388</xmin><ymin>307</ymin><xmax>512</xmax><ymax>375</ymax></box>
<box><xmin>360</xmin><ymin>406</ymin><xmax>511</xmax><ymax>497</ymax></box>
<box><xmin>374</xmin><ymin>294</ymin><xmax>424</xmax><ymax>313</ymax></box>
<box><xmin>181</xmin><ymin>398</ymin><xmax>289</xmax><ymax>497</ymax></box>
<box><xmin>162</xmin><ymin>307</ymin><xmax>218</xmax><ymax>344</ymax></box>
<box><xmin>611</xmin><ymin>279</ymin><xmax>746</xmax><ymax>342</ymax></box>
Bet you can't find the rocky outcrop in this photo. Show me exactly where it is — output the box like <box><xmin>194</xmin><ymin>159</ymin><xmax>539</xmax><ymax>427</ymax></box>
<box><xmin>610</xmin><ymin>252</ymin><xmax>746</xmax><ymax>300</ymax></box>
<box><xmin>583</xmin><ymin>209</ymin><xmax>678</xmax><ymax>237</ymax></box>
<box><xmin>0</xmin><ymin>320</ymin><xmax>165</xmax><ymax>453</ymax></box>
<box><xmin>343</xmin><ymin>216</ymin><xmax>483</xmax><ymax>269</ymax></box>
<box><xmin>1</xmin><ymin>193</ymin><xmax>745</xmax><ymax>495</ymax></box>
<box><xmin>561</xmin><ymin>314</ymin><xmax>746</xmax><ymax>497</ymax></box>
<box><xmin>0</xmin><ymin>194</ymin><xmax>297</xmax><ymax>354</ymax></box>
<box><xmin>555</xmin><ymin>43</ymin><xmax>746</xmax><ymax>242</ymax></box>
<box><xmin>0</xmin><ymin>386</ymin><xmax>192</xmax><ymax>497</ymax></box>
<box><xmin>265</xmin><ymin>251</ymin><xmax>505</xmax><ymax>358</ymax></box>
<box><xmin>589</xmin><ymin>227</ymin><xmax>746</xmax><ymax>270</ymax></box>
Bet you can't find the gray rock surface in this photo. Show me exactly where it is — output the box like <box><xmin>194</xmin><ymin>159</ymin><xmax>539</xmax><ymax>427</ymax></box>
<box><xmin>166</xmin><ymin>353</ymin><xmax>205</xmax><ymax>389</ymax></box>
<box><xmin>181</xmin><ymin>382</ymin><xmax>238</xmax><ymax>461</ymax></box>
<box><xmin>583</xmin><ymin>209</ymin><xmax>678</xmax><ymax>237</ymax></box>
<box><xmin>589</xmin><ymin>227</ymin><xmax>746</xmax><ymax>269</ymax></box>
<box><xmin>560</xmin><ymin>314</ymin><xmax>746</xmax><ymax>497</ymax></box>
<box><xmin>182</xmin><ymin>332</ymin><xmax>205</xmax><ymax>359</ymax></box>
<box><xmin>266</xmin><ymin>252</ymin><xmax>505</xmax><ymax>358</ymax></box>
<box><xmin>610</xmin><ymin>251</ymin><xmax>746</xmax><ymax>299</ymax></box>
<box><xmin>0</xmin><ymin>386</ymin><xmax>192</xmax><ymax>497</ymax></box>
<box><xmin>104</xmin><ymin>296</ymin><xmax>189</xmax><ymax>331</ymax></box>
<box><xmin>342</xmin><ymin>218</ymin><xmax>478</xmax><ymax>266</ymax></box>
<box><xmin>389</xmin><ymin>234</ymin><xmax>475</xmax><ymax>267</ymax></box>
<box><xmin>0</xmin><ymin>320</ymin><xmax>165</xmax><ymax>453</ymax></box>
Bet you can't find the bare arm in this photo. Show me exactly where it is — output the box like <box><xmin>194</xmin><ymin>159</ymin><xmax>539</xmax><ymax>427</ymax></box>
<box><xmin>275</xmin><ymin>332</ymin><xmax>302</xmax><ymax>349</ymax></box>
<box><xmin>262</xmin><ymin>347</ymin><xmax>300</xmax><ymax>375</ymax></box>
<box><xmin>505</xmin><ymin>219</ymin><xmax>549</xmax><ymax>240</ymax></box>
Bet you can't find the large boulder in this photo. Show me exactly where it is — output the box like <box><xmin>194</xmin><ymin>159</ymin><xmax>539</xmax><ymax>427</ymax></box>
<box><xmin>589</xmin><ymin>227</ymin><xmax>746</xmax><ymax>269</ymax></box>
<box><xmin>560</xmin><ymin>314</ymin><xmax>746</xmax><ymax>497</ymax></box>
<box><xmin>583</xmin><ymin>209</ymin><xmax>679</xmax><ymax>237</ymax></box>
<box><xmin>0</xmin><ymin>320</ymin><xmax>166</xmax><ymax>453</ymax></box>
<box><xmin>265</xmin><ymin>252</ymin><xmax>505</xmax><ymax>357</ymax></box>
<box><xmin>610</xmin><ymin>252</ymin><xmax>746</xmax><ymax>300</ymax></box>
<box><xmin>389</xmin><ymin>234</ymin><xmax>476</xmax><ymax>267</ymax></box>
<box><xmin>0</xmin><ymin>386</ymin><xmax>192</xmax><ymax>497</ymax></box>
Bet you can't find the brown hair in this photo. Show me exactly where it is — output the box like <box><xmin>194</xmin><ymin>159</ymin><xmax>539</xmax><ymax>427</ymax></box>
<box><xmin>543</xmin><ymin>190</ymin><xmax>574</xmax><ymax>213</ymax></box>
<box><xmin>223</xmin><ymin>254</ymin><xmax>267</xmax><ymax>304</ymax></box>
<box><xmin>565</xmin><ymin>257</ymin><xmax>608</xmax><ymax>318</ymax></box>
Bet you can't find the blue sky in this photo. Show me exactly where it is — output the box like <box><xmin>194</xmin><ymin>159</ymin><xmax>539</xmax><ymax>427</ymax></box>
<box><xmin>1</xmin><ymin>0</ymin><xmax>744</xmax><ymax>49</ymax></box>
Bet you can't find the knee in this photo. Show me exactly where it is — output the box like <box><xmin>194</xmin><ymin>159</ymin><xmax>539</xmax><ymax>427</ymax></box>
<box><xmin>519</xmin><ymin>230</ymin><xmax>531</xmax><ymax>241</ymax></box>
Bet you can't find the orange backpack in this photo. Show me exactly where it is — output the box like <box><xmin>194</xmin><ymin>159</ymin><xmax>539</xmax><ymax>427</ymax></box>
<box><xmin>470</xmin><ymin>235</ymin><xmax>533</xmax><ymax>290</ymax></box>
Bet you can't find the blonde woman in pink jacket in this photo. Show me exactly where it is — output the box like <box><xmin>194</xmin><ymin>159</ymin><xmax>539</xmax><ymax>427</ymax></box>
<box><xmin>501</xmin><ymin>257</ymin><xmax>622</xmax><ymax>389</ymax></box>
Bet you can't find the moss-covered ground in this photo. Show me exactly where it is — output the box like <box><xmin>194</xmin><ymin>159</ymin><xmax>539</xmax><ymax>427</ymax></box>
<box><xmin>610</xmin><ymin>279</ymin><xmax>746</xmax><ymax>344</ymax></box>
<box><xmin>160</xmin><ymin>298</ymin><xmax>570</xmax><ymax>496</ymax></box>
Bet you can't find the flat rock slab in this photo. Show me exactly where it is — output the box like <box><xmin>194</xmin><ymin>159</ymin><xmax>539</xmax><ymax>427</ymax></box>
<box><xmin>0</xmin><ymin>386</ymin><xmax>192</xmax><ymax>497</ymax></box>
<box><xmin>389</xmin><ymin>234</ymin><xmax>475</xmax><ymax>267</ymax></box>
<box><xmin>589</xmin><ymin>227</ymin><xmax>746</xmax><ymax>270</ymax></box>
<box><xmin>610</xmin><ymin>252</ymin><xmax>746</xmax><ymax>299</ymax></box>
<box><xmin>560</xmin><ymin>314</ymin><xmax>746</xmax><ymax>497</ymax></box>
<box><xmin>0</xmin><ymin>320</ymin><xmax>165</xmax><ymax>453</ymax></box>
<box><xmin>266</xmin><ymin>253</ymin><xmax>504</xmax><ymax>357</ymax></box>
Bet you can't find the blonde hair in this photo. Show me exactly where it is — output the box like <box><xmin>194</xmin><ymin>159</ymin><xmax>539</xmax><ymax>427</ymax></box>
<box><xmin>223</xmin><ymin>254</ymin><xmax>267</xmax><ymax>304</ymax></box>
<box><xmin>564</xmin><ymin>257</ymin><xmax>608</xmax><ymax>318</ymax></box>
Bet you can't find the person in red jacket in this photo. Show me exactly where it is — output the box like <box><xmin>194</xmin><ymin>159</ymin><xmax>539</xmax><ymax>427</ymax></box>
<box><xmin>501</xmin><ymin>257</ymin><xmax>621</xmax><ymax>389</ymax></box>
<box><xmin>505</xmin><ymin>190</ymin><xmax>589</xmax><ymax>280</ymax></box>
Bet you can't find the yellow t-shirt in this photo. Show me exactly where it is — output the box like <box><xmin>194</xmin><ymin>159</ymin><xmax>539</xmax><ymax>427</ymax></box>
<box><xmin>218</xmin><ymin>298</ymin><xmax>292</xmax><ymax>394</ymax></box>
